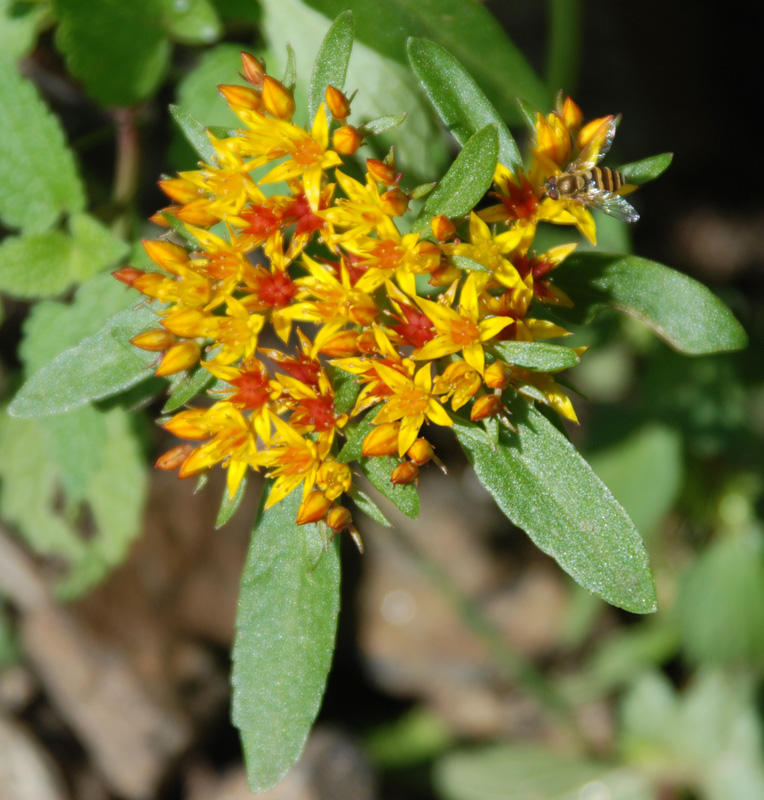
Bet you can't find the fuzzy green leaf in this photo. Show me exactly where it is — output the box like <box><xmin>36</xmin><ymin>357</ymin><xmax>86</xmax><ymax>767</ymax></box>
<box><xmin>454</xmin><ymin>402</ymin><xmax>657</xmax><ymax>614</ymax></box>
<box><xmin>553</xmin><ymin>253</ymin><xmax>748</xmax><ymax>355</ymax></box>
<box><xmin>232</xmin><ymin>485</ymin><xmax>340</xmax><ymax>792</ymax></box>
<box><xmin>160</xmin><ymin>0</ymin><xmax>222</xmax><ymax>45</ymax></box>
<box><xmin>491</xmin><ymin>341</ymin><xmax>580</xmax><ymax>372</ymax></box>
<box><xmin>163</xmin><ymin>366</ymin><xmax>214</xmax><ymax>413</ymax></box>
<box><xmin>360</xmin><ymin>455</ymin><xmax>419</xmax><ymax>519</ymax></box>
<box><xmin>308</xmin><ymin>9</ymin><xmax>354</xmax><ymax>124</ymax></box>
<box><xmin>412</xmin><ymin>124</ymin><xmax>499</xmax><ymax>234</ymax></box>
<box><xmin>407</xmin><ymin>38</ymin><xmax>521</xmax><ymax>172</ymax></box>
<box><xmin>9</xmin><ymin>305</ymin><xmax>158</xmax><ymax>418</ymax></box>
<box><xmin>451</xmin><ymin>255</ymin><xmax>491</xmax><ymax>273</ymax></box>
<box><xmin>0</xmin><ymin>60</ymin><xmax>84</xmax><ymax>233</ymax></box>
<box><xmin>0</xmin><ymin>0</ymin><xmax>48</xmax><ymax>62</ymax></box>
<box><xmin>170</xmin><ymin>105</ymin><xmax>218</xmax><ymax>164</ymax></box>
<box><xmin>619</xmin><ymin>153</ymin><xmax>673</xmax><ymax>185</ymax></box>
<box><xmin>0</xmin><ymin>231</ymin><xmax>77</xmax><ymax>298</ymax></box>
<box><xmin>349</xmin><ymin>486</ymin><xmax>392</xmax><ymax>527</ymax></box>
<box><xmin>216</xmin><ymin>475</ymin><xmax>248</xmax><ymax>529</ymax></box>
<box><xmin>301</xmin><ymin>0</ymin><xmax>547</xmax><ymax>124</ymax></box>
<box><xmin>54</xmin><ymin>0</ymin><xmax>171</xmax><ymax>106</ymax></box>
<box><xmin>360</xmin><ymin>113</ymin><xmax>407</xmax><ymax>136</ymax></box>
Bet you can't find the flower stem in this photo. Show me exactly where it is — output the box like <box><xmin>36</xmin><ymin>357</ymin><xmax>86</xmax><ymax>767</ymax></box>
<box><xmin>111</xmin><ymin>107</ymin><xmax>140</xmax><ymax>239</ymax></box>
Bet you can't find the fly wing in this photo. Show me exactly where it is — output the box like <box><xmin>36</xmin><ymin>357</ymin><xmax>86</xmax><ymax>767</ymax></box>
<box><xmin>585</xmin><ymin>189</ymin><xmax>640</xmax><ymax>223</ymax></box>
<box><xmin>567</xmin><ymin>115</ymin><xmax>619</xmax><ymax>173</ymax></box>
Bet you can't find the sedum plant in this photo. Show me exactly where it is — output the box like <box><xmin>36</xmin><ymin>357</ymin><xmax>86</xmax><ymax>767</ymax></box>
<box><xmin>5</xmin><ymin>9</ymin><xmax>746</xmax><ymax>793</ymax></box>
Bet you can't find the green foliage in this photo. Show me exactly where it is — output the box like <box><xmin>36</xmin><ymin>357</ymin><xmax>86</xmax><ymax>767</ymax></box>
<box><xmin>160</xmin><ymin>0</ymin><xmax>222</xmax><ymax>45</ymax></box>
<box><xmin>407</xmin><ymin>38</ymin><xmax>522</xmax><ymax>172</ymax></box>
<box><xmin>554</xmin><ymin>253</ymin><xmax>749</xmax><ymax>354</ymax></box>
<box><xmin>0</xmin><ymin>0</ymin><xmax>49</xmax><ymax>62</ymax></box>
<box><xmin>619</xmin><ymin>153</ymin><xmax>673</xmax><ymax>185</ymax></box>
<box><xmin>170</xmin><ymin>105</ymin><xmax>220</xmax><ymax>164</ymax></box>
<box><xmin>0</xmin><ymin>59</ymin><xmax>85</xmax><ymax>233</ymax></box>
<box><xmin>412</xmin><ymin>123</ymin><xmax>499</xmax><ymax>234</ymax></box>
<box><xmin>54</xmin><ymin>0</ymin><xmax>171</xmax><ymax>106</ymax></box>
<box><xmin>216</xmin><ymin>475</ymin><xmax>248</xmax><ymax>528</ymax></box>
<box><xmin>308</xmin><ymin>9</ymin><xmax>354</xmax><ymax>124</ymax></box>
<box><xmin>491</xmin><ymin>341</ymin><xmax>581</xmax><ymax>372</ymax></box>
<box><xmin>232</xmin><ymin>486</ymin><xmax>341</xmax><ymax>792</ymax></box>
<box><xmin>455</xmin><ymin>404</ymin><xmax>657</xmax><ymax>613</ymax></box>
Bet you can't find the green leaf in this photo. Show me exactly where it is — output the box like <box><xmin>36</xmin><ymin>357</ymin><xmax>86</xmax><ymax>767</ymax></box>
<box><xmin>69</xmin><ymin>213</ymin><xmax>130</xmax><ymax>280</ymax></box>
<box><xmin>407</xmin><ymin>38</ymin><xmax>521</xmax><ymax>172</ymax></box>
<box><xmin>0</xmin><ymin>0</ymin><xmax>48</xmax><ymax>62</ymax></box>
<box><xmin>160</xmin><ymin>213</ymin><xmax>204</xmax><ymax>249</ymax></box>
<box><xmin>553</xmin><ymin>253</ymin><xmax>748</xmax><ymax>354</ymax></box>
<box><xmin>675</xmin><ymin>536</ymin><xmax>764</xmax><ymax>665</ymax></box>
<box><xmin>435</xmin><ymin>745</ymin><xmax>653</xmax><ymax>800</ymax></box>
<box><xmin>360</xmin><ymin>455</ymin><xmax>419</xmax><ymax>520</ymax></box>
<box><xmin>163</xmin><ymin>366</ymin><xmax>214</xmax><ymax>413</ymax></box>
<box><xmin>0</xmin><ymin>407</ymin><xmax>147</xmax><ymax>598</ymax></box>
<box><xmin>301</xmin><ymin>0</ymin><xmax>547</xmax><ymax>124</ymax></box>
<box><xmin>232</xmin><ymin>485</ymin><xmax>340</xmax><ymax>792</ymax></box>
<box><xmin>308</xmin><ymin>10</ymin><xmax>354</xmax><ymax>124</ymax></box>
<box><xmin>451</xmin><ymin>255</ymin><xmax>491</xmax><ymax>273</ymax></box>
<box><xmin>0</xmin><ymin>60</ymin><xmax>84</xmax><ymax>233</ymax></box>
<box><xmin>170</xmin><ymin>105</ymin><xmax>218</xmax><ymax>164</ymax></box>
<box><xmin>54</xmin><ymin>0</ymin><xmax>171</xmax><ymax>106</ymax></box>
<box><xmin>349</xmin><ymin>486</ymin><xmax>391</xmax><ymax>527</ymax></box>
<box><xmin>160</xmin><ymin>0</ymin><xmax>222</xmax><ymax>45</ymax></box>
<box><xmin>360</xmin><ymin>113</ymin><xmax>407</xmax><ymax>136</ymax></box>
<box><xmin>491</xmin><ymin>341</ymin><xmax>580</xmax><ymax>372</ymax></box>
<box><xmin>619</xmin><ymin>152</ymin><xmax>673</xmax><ymax>185</ymax></box>
<box><xmin>0</xmin><ymin>231</ymin><xmax>77</xmax><ymax>298</ymax></box>
<box><xmin>216</xmin><ymin>475</ymin><xmax>248</xmax><ymax>529</ymax></box>
<box><xmin>9</xmin><ymin>305</ymin><xmax>158</xmax><ymax>418</ymax></box>
<box><xmin>454</xmin><ymin>401</ymin><xmax>657</xmax><ymax>614</ymax></box>
<box><xmin>19</xmin><ymin>271</ymin><xmax>142</xmax><ymax>375</ymax></box>
<box><xmin>412</xmin><ymin>123</ymin><xmax>499</xmax><ymax>234</ymax></box>
<box><xmin>327</xmin><ymin>365</ymin><xmax>360</xmax><ymax>416</ymax></box>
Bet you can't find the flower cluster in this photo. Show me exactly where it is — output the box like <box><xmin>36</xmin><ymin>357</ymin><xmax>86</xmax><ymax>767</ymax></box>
<box><xmin>116</xmin><ymin>53</ymin><xmax>635</xmax><ymax>543</ymax></box>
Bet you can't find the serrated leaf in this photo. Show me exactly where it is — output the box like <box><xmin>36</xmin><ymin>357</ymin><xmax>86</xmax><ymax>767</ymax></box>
<box><xmin>10</xmin><ymin>304</ymin><xmax>158</xmax><ymax>418</ymax></box>
<box><xmin>160</xmin><ymin>0</ymin><xmax>221</xmax><ymax>45</ymax></box>
<box><xmin>216</xmin><ymin>474</ymin><xmax>248</xmax><ymax>528</ymax></box>
<box><xmin>454</xmin><ymin>401</ymin><xmax>657</xmax><ymax>614</ymax></box>
<box><xmin>360</xmin><ymin>455</ymin><xmax>419</xmax><ymax>519</ymax></box>
<box><xmin>301</xmin><ymin>0</ymin><xmax>547</xmax><ymax>124</ymax></box>
<box><xmin>436</xmin><ymin>745</ymin><xmax>653</xmax><ymax>800</ymax></box>
<box><xmin>54</xmin><ymin>0</ymin><xmax>171</xmax><ymax>107</ymax></box>
<box><xmin>412</xmin><ymin>123</ymin><xmax>499</xmax><ymax>234</ymax></box>
<box><xmin>349</xmin><ymin>485</ymin><xmax>392</xmax><ymax>527</ymax></box>
<box><xmin>163</xmin><ymin>365</ymin><xmax>214</xmax><ymax>413</ymax></box>
<box><xmin>308</xmin><ymin>9</ymin><xmax>354</xmax><ymax>124</ymax></box>
<box><xmin>0</xmin><ymin>230</ymin><xmax>77</xmax><ymax>298</ymax></box>
<box><xmin>553</xmin><ymin>253</ymin><xmax>748</xmax><ymax>355</ymax></box>
<box><xmin>492</xmin><ymin>341</ymin><xmax>580</xmax><ymax>372</ymax></box>
<box><xmin>170</xmin><ymin>105</ymin><xmax>218</xmax><ymax>164</ymax></box>
<box><xmin>232</xmin><ymin>485</ymin><xmax>340</xmax><ymax>792</ymax></box>
<box><xmin>19</xmin><ymin>271</ymin><xmax>142</xmax><ymax>375</ymax></box>
<box><xmin>619</xmin><ymin>152</ymin><xmax>673</xmax><ymax>185</ymax></box>
<box><xmin>0</xmin><ymin>60</ymin><xmax>84</xmax><ymax>233</ymax></box>
<box><xmin>407</xmin><ymin>38</ymin><xmax>521</xmax><ymax>172</ymax></box>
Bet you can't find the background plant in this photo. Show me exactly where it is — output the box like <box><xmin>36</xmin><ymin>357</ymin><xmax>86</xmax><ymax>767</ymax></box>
<box><xmin>0</xmin><ymin>2</ymin><xmax>761</xmax><ymax>799</ymax></box>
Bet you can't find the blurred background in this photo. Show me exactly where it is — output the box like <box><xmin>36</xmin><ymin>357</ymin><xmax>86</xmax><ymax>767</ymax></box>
<box><xmin>0</xmin><ymin>1</ymin><xmax>762</xmax><ymax>799</ymax></box>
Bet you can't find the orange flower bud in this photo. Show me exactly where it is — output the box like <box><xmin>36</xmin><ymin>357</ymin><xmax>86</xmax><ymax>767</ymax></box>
<box><xmin>406</xmin><ymin>438</ymin><xmax>435</xmax><ymax>466</ymax></box>
<box><xmin>366</xmin><ymin>158</ymin><xmax>398</xmax><ymax>187</ymax></box>
<box><xmin>297</xmin><ymin>490</ymin><xmax>332</xmax><ymax>525</ymax></box>
<box><xmin>155</xmin><ymin>444</ymin><xmax>193</xmax><ymax>471</ymax></box>
<box><xmin>112</xmin><ymin>266</ymin><xmax>144</xmax><ymax>287</ymax></box>
<box><xmin>428</xmin><ymin>260</ymin><xmax>461</xmax><ymax>287</ymax></box>
<box><xmin>142</xmin><ymin>239</ymin><xmax>189</xmax><ymax>274</ymax></box>
<box><xmin>470</xmin><ymin>394</ymin><xmax>503</xmax><ymax>421</ymax></box>
<box><xmin>357</xmin><ymin>329</ymin><xmax>378</xmax><ymax>354</ymax></box>
<box><xmin>380</xmin><ymin>188</ymin><xmax>409</xmax><ymax>217</ymax></box>
<box><xmin>148</xmin><ymin>210</ymin><xmax>172</xmax><ymax>227</ymax></box>
<box><xmin>431</xmin><ymin>214</ymin><xmax>456</xmax><ymax>242</ymax></box>
<box><xmin>155</xmin><ymin>341</ymin><xmax>201</xmax><ymax>377</ymax></box>
<box><xmin>158</xmin><ymin>177</ymin><xmax>200</xmax><ymax>203</ymax></box>
<box><xmin>131</xmin><ymin>329</ymin><xmax>177</xmax><ymax>352</ymax></box>
<box><xmin>161</xmin><ymin>409</ymin><xmax>210</xmax><ymax>440</ymax></box>
<box><xmin>484</xmin><ymin>361</ymin><xmax>511</xmax><ymax>390</ymax></box>
<box><xmin>325</xmin><ymin>85</ymin><xmax>351</xmax><ymax>120</ymax></box>
<box><xmin>240</xmin><ymin>52</ymin><xmax>265</xmax><ymax>89</ymax></box>
<box><xmin>262</xmin><ymin>75</ymin><xmax>295</xmax><ymax>120</ymax></box>
<box><xmin>327</xmin><ymin>506</ymin><xmax>352</xmax><ymax>532</ymax></box>
<box><xmin>391</xmin><ymin>461</ymin><xmax>419</xmax><ymax>485</ymax></box>
<box><xmin>362</xmin><ymin>423</ymin><xmax>400</xmax><ymax>457</ymax></box>
<box><xmin>332</xmin><ymin>125</ymin><xmax>362</xmax><ymax>155</ymax></box>
<box><xmin>160</xmin><ymin>308</ymin><xmax>207</xmax><ymax>338</ymax></box>
<box><xmin>218</xmin><ymin>84</ymin><xmax>262</xmax><ymax>112</ymax></box>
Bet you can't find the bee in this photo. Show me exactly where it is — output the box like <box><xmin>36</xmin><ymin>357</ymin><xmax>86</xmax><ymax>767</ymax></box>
<box><xmin>544</xmin><ymin>116</ymin><xmax>639</xmax><ymax>223</ymax></box>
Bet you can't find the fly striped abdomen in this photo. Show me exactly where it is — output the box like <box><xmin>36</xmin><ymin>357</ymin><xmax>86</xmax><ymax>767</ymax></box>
<box><xmin>579</xmin><ymin>167</ymin><xmax>625</xmax><ymax>194</ymax></box>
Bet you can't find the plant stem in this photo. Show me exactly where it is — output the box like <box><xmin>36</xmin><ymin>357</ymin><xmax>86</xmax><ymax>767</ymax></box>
<box><xmin>111</xmin><ymin>107</ymin><xmax>140</xmax><ymax>239</ymax></box>
<box><xmin>387</xmin><ymin>523</ymin><xmax>588</xmax><ymax>748</ymax></box>
<box><xmin>546</xmin><ymin>0</ymin><xmax>581</xmax><ymax>98</ymax></box>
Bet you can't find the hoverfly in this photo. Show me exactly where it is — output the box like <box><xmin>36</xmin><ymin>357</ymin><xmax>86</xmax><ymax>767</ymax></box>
<box><xmin>544</xmin><ymin>116</ymin><xmax>639</xmax><ymax>223</ymax></box>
